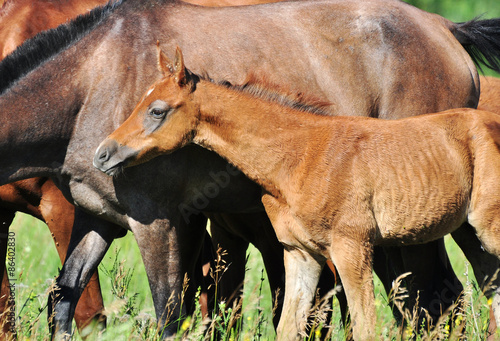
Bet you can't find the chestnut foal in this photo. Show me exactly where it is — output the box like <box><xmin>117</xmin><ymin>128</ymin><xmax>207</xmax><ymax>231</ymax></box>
<box><xmin>96</xmin><ymin>47</ymin><xmax>500</xmax><ymax>340</ymax></box>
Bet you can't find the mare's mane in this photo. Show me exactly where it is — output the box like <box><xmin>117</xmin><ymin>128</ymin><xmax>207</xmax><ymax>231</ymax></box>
<box><xmin>209</xmin><ymin>73</ymin><xmax>333</xmax><ymax>116</ymax></box>
<box><xmin>0</xmin><ymin>0</ymin><xmax>124</xmax><ymax>95</ymax></box>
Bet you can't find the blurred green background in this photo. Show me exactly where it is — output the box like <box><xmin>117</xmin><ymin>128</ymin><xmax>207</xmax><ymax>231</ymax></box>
<box><xmin>404</xmin><ymin>0</ymin><xmax>500</xmax><ymax>21</ymax></box>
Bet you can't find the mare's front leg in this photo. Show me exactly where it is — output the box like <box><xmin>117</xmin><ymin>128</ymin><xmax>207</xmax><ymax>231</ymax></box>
<box><xmin>209</xmin><ymin>211</ymin><xmax>288</xmax><ymax>328</ymax></box>
<box><xmin>207</xmin><ymin>213</ymin><xmax>249</xmax><ymax>306</ymax></box>
<box><xmin>49</xmin><ymin>209</ymin><xmax>123</xmax><ymax>340</ymax></box>
<box><xmin>39</xmin><ymin>179</ymin><xmax>106</xmax><ymax>332</ymax></box>
<box><xmin>129</xmin><ymin>212</ymin><xmax>207</xmax><ymax>337</ymax></box>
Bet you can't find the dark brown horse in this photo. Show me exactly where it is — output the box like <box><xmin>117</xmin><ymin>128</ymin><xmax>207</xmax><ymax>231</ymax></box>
<box><xmin>1</xmin><ymin>0</ymin><xmax>500</xmax><ymax>338</ymax></box>
<box><xmin>0</xmin><ymin>0</ymin><xmax>114</xmax><ymax>337</ymax></box>
<box><xmin>96</xmin><ymin>46</ymin><xmax>500</xmax><ymax>340</ymax></box>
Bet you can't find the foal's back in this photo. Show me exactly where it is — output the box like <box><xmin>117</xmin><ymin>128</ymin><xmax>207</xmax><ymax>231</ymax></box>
<box><xmin>304</xmin><ymin>109</ymin><xmax>499</xmax><ymax>245</ymax></box>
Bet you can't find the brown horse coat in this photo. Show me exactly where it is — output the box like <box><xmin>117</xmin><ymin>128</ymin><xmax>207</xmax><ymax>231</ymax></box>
<box><xmin>0</xmin><ymin>0</ymin><xmax>110</xmax><ymax>59</ymax></box>
<box><xmin>96</xmin><ymin>49</ymin><xmax>500</xmax><ymax>340</ymax></box>
<box><xmin>479</xmin><ymin>76</ymin><xmax>500</xmax><ymax>113</ymax></box>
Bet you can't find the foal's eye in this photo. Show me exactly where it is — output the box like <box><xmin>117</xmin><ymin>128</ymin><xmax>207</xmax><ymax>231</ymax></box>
<box><xmin>149</xmin><ymin>108</ymin><xmax>167</xmax><ymax>119</ymax></box>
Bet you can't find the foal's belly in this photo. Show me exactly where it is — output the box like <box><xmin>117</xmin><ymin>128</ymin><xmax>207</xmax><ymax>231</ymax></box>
<box><xmin>373</xmin><ymin>186</ymin><xmax>470</xmax><ymax>246</ymax></box>
<box><xmin>375</xmin><ymin>215</ymin><xmax>467</xmax><ymax>246</ymax></box>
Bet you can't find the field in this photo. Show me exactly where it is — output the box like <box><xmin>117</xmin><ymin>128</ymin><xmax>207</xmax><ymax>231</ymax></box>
<box><xmin>6</xmin><ymin>211</ymin><xmax>497</xmax><ymax>340</ymax></box>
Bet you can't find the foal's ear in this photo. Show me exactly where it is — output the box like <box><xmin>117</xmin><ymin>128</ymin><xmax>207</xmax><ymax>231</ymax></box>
<box><xmin>156</xmin><ymin>43</ymin><xmax>188</xmax><ymax>86</ymax></box>
<box><xmin>172</xmin><ymin>46</ymin><xmax>187</xmax><ymax>86</ymax></box>
<box><xmin>157</xmin><ymin>41</ymin><xmax>175</xmax><ymax>76</ymax></box>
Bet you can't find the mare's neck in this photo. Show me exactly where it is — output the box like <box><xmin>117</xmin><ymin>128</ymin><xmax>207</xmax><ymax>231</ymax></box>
<box><xmin>0</xmin><ymin>68</ymin><xmax>80</xmax><ymax>184</ymax></box>
<box><xmin>193</xmin><ymin>81</ymin><xmax>331</xmax><ymax>196</ymax></box>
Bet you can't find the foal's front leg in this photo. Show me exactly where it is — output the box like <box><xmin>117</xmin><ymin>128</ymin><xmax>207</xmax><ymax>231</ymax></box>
<box><xmin>262</xmin><ymin>194</ymin><xmax>325</xmax><ymax>340</ymax></box>
<box><xmin>277</xmin><ymin>246</ymin><xmax>325</xmax><ymax>341</ymax></box>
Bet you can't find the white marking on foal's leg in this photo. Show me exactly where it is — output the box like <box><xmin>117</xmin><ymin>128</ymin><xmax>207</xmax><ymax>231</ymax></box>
<box><xmin>276</xmin><ymin>246</ymin><xmax>324</xmax><ymax>341</ymax></box>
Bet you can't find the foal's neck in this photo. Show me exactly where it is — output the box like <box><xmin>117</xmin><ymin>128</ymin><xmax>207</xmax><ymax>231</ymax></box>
<box><xmin>193</xmin><ymin>81</ymin><xmax>333</xmax><ymax>195</ymax></box>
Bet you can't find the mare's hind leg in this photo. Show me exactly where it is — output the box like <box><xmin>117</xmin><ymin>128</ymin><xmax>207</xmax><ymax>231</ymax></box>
<box><xmin>399</xmin><ymin>240</ymin><xmax>463</xmax><ymax>323</ymax></box>
<box><xmin>452</xmin><ymin>223</ymin><xmax>500</xmax><ymax>338</ymax></box>
<box><xmin>49</xmin><ymin>209</ymin><xmax>122</xmax><ymax>340</ymax></box>
<box><xmin>208</xmin><ymin>213</ymin><xmax>249</xmax><ymax>306</ymax></box>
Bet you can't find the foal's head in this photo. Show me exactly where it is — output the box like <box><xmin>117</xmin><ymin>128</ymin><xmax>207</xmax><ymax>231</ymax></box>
<box><xmin>94</xmin><ymin>45</ymin><xmax>199</xmax><ymax>175</ymax></box>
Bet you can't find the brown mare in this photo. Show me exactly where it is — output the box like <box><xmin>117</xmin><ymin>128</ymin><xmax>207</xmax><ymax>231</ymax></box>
<box><xmin>1</xmin><ymin>0</ymin><xmax>500</xmax><ymax>338</ymax></box>
<box><xmin>96</xmin><ymin>47</ymin><xmax>500</xmax><ymax>340</ymax></box>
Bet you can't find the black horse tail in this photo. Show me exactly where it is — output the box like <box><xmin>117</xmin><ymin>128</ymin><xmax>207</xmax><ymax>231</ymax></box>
<box><xmin>449</xmin><ymin>17</ymin><xmax>500</xmax><ymax>74</ymax></box>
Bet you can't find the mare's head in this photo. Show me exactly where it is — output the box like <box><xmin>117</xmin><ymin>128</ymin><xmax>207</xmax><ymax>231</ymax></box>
<box><xmin>94</xmin><ymin>45</ymin><xmax>199</xmax><ymax>176</ymax></box>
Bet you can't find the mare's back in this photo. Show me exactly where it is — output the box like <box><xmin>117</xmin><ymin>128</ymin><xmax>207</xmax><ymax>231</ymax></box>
<box><xmin>147</xmin><ymin>0</ymin><xmax>476</xmax><ymax>118</ymax></box>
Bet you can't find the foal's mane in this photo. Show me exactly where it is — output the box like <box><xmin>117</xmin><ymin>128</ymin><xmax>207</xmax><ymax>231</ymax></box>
<box><xmin>0</xmin><ymin>0</ymin><xmax>14</xmax><ymax>16</ymax></box>
<box><xmin>0</xmin><ymin>0</ymin><xmax>124</xmax><ymax>95</ymax></box>
<box><xmin>211</xmin><ymin>73</ymin><xmax>332</xmax><ymax>116</ymax></box>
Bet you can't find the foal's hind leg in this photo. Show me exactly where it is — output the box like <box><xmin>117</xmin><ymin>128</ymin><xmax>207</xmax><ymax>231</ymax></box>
<box><xmin>329</xmin><ymin>234</ymin><xmax>376</xmax><ymax>341</ymax></box>
<box><xmin>452</xmin><ymin>223</ymin><xmax>500</xmax><ymax>338</ymax></box>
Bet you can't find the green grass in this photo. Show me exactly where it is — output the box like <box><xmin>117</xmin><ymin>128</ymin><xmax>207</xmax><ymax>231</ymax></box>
<box><xmin>4</xmin><ymin>212</ymin><xmax>497</xmax><ymax>340</ymax></box>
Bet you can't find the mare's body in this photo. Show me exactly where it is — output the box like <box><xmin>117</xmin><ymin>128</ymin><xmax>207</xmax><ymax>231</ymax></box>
<box><xmin>96</xmin><ymin>52</ymin><xmax>500</xmax><ymax>339</ymax></box>
<box><xmin>0</xmin><ymin>0</ymin><xmax>284</xmax><ymax>334</ymax></box>
<box><xmin>1</xmin><ymin>0</ymin><xmax>500</xmax><ymax>337</ymax></box>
